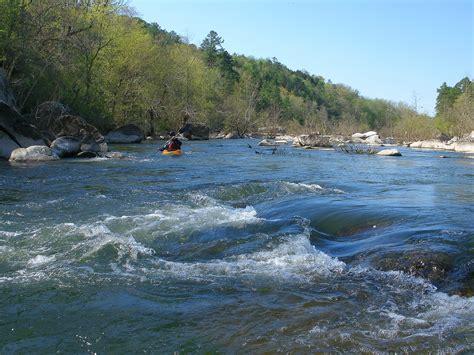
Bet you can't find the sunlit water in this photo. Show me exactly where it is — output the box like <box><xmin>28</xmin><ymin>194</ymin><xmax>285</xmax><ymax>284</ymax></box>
<box><xmin>1</xmin><ymin>139</ymin><xmax>473</xmax><ymax>352</ymax></box>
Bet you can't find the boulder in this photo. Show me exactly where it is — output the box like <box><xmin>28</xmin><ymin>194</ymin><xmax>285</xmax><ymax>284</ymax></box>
<box><xmin>409</xmin><ymin>140</ymin><xmax>454</xmax><ymax>150</ymax></box>
<box><xmin>50</xmin><ymin>136</ymin><xmax>81</xmax><ymax>158</ymax></box>
<box><xmin>365</xmin><ymin>134</ymin><xmax>383</xmax><ymax>145</ymax></box>
<box><xmin>179</xmin><ymin>123</ymin><xmax>210</xmax><ymax>140</ymax></box>
<box><xmin>453</xmin><ymin>142</ymin><xmax>474</xmax><ymax>154</ymax></box>
<box><xmin>0</xmin><ymin>102</ymin><xmax>47</xmax><ymax>159</ymax></box>
<box><xmin>225</xmin><ymin>132</ymin><xmax>238</xmax><ymax>139</ymax></box>
<box><xmin>80</xmin><ymin>141</ymin><xmax>103</xmax><ymax>153</ymax></box>
<box><xmin>296</xmin><ymin>134</ymin><xmax>332</xmax><ymax>148</ymax></box>
<box><xmin>210</xmin><ymin>132</ymin><xmax>226</xmax><ymax>139</ymax></box>
<box><xmin>76</xmin><ymin>151</ymin><xmax>98</xmax><ymax>158</ymax></box>
<box><xmin>105</xmin><ymin>124</ymin><xmax>144</xmax><ymax>144</ymax></box>
<box><xmin>258</xmin><ymin>139</ymin><xmax>276</xmax><ymax>146</ymax></box>
<box><xmin>9</xmin><ymin>145</ymin><xmax>59</xmax><ymax>162</ymax></box>
<box><xmin>377</xmin><ymin>149</ymin><xmax>402</xmax><ymax>156</ymax></box>
<box><xmin>352</xmin><ymin>131</ymin><xmax>378</xmax><ymax>140</ymax></box>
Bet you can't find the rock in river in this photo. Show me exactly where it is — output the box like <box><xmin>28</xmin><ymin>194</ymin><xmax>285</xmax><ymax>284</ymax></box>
<box><xmin>105</xmin><ymin>124</ymin><xmax>144</xmax><ymax>144</ymax></box>
<box><xmin>377</xmin><ymin>149</ymin><xmax>402</xmax><ymax>156</ymax></box>
<box><xmin>179</xmin><ymin>123</ymin><xmax>210</xmax><ymax>140</ymax></box>
<box><xmin>50</xmin><ymin>136</ymin><xmax>81</xmax><ymax>158</ymax></box>
<box><xmin>9</xmin><ymin>145</ymin><xmax>59</xmax><ymax>162</ymax></box>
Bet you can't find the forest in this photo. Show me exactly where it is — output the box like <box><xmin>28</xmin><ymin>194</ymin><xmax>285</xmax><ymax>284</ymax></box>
<box><xmin>1</xmin><ymin>0</ymin><xmax>473</xmax><ymax>140</ymax></box>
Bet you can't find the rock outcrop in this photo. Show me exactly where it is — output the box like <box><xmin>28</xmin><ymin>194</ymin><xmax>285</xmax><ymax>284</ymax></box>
<box><xmin>105</xmin><ymin>124</ymin><xmax>144</xmax><ymax>143</ymax></box>
<box><xmin>409</xmin><ymin>139</ymin><xmax>474</xmax><ymax>154</ymax></box>
<box><xmin>351</xmin><ymin>131</ymin><xmax>383</xmax><ymax>145</ymax></box>
<box><xmin>0</xmin><ymin>102</ymin><xmax>48</xmax><ymax>159</ymax></box>
<box><xmin>179</xmin><ymin>123</ymin><xmax>210</xmax><ymax>140</ymax></box>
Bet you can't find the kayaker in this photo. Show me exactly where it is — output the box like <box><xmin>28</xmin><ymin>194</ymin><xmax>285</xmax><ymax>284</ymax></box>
<box><xmin>159</xmin><ymin>131</ymin><xmax>182</xmax><ymax>152</ymax></box>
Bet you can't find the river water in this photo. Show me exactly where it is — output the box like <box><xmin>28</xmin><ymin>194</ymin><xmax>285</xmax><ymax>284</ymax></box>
<box><xmin>1</xmin><ymin>139</ymin><xmax>473</xmax><ymax>353</ymax></box>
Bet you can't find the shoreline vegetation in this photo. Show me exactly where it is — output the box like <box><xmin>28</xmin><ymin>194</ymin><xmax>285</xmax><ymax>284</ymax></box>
<box><xmin>0</xmin><ymin>0</ymin><xmax>473</xmax><ymax>160</ymax></box>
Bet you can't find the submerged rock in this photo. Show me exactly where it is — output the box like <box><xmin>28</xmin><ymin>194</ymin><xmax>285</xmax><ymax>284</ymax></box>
<box><xmin>373</xmin><ymin>250</ymin><xmax>453</xmax><ymax>285</ymax></box>
<box><xmin>9</xmin><ymin>145</ymin><xmax>58</xmax><ymax>162</ymax></box>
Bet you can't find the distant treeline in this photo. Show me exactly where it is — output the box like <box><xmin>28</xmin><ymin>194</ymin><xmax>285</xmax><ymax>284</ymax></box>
<box><xmin>1</xmin><ymin>0</ymin><xmax>472</xmax><ymax>139</ymax></box>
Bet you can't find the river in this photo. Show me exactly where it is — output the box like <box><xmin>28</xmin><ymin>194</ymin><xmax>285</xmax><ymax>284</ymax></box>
<box><xmin>1</xmin><ymin>139</ymin><xmax>473</xmax><ymax>352</ymax></box>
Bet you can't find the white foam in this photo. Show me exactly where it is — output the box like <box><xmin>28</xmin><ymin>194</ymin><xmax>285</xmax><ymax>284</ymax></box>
<box><xmin>27</xmin><ymin>254</ymin><xmax>56</xmax><ymax>267</ymax></box>
<box><xmin>0</xmin><ymin>230</ymin><xmax>20</xmax><ymax>237</ymax></box>
<box><xmin>282</xmin><ymin>182</ymin><xmax>345</xmax><ymax>194</ymax></box>
<box><xmin>151</xmin><ymin>234</ymin><xmax>346</xmax><ymax>282</ymax></box>
<box><xmin>104</xmin><ymin>203</ymin><xmax>261</xmax><ymax>238</ymax></box>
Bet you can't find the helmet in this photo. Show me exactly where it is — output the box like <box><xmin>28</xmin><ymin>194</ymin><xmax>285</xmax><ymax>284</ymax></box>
<box><xmin>168</xmin><ymin>131</ymin><xmax>176</xmax><ymax>137</ymax></box>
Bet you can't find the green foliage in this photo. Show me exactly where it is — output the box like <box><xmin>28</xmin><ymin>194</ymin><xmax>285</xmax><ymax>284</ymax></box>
<box><xmin>2</xmin><ymin>1</ymin><xmax>466</xmax><ymax>139</ymax></box>
<box><xmin>435</xmin><ymin>77</ymin><xmax>473</xmax><ymax>136</ymax></box>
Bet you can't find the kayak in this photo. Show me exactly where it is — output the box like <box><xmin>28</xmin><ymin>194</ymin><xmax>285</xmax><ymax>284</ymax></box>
<box><xmin>162</xmin><ymin>149</ymin><xmax>182</xmax><ymax>156</ymax></box>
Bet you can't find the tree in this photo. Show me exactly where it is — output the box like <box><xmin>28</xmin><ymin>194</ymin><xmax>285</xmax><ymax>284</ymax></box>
<box><xmin>200</xmin><ymin>30</ymin><xmax>223</xmax><ymax>68</ymax></box>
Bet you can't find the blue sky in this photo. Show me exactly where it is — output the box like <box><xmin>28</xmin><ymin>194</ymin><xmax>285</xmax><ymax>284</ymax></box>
<box><xmin>130</xmin><ymin>0</ymin><xmax>473</xmax><ymax>116</ymax></box>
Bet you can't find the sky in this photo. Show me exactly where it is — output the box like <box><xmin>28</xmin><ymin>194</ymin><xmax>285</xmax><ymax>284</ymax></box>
<box><xmin>130</xmin><ymin>0</ymin><xmax>473</xmax><ymax>116</ymax></box>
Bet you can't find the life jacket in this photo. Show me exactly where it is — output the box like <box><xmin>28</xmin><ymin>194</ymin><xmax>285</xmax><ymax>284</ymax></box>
<box><xmin>166</xmin><ymin>138</ymin><xmax>181</xmax><ymax>151</ymax></box>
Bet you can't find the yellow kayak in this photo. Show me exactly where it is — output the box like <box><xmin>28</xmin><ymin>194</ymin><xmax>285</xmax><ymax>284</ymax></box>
<box><xmin>162</xmin><ymin>149</ymin><xmax>182</xmax><ymax>156</ymax></box>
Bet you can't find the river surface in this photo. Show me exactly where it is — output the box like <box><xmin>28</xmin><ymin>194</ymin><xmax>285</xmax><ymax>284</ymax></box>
<box><xmin>1</xmin><ymin>139</ymin><xmax>473</xmax><ymax>353</ymax></box>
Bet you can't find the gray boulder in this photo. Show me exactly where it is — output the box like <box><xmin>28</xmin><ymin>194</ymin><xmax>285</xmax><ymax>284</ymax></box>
<box><xmin>179</xmin><ymin>123</ymin><xmax>210</xmax><ymax>140</ymax></box>
<box><xmin>9</xmin><ymin>145</ymin><xmax>59</xmax><ymax>162</ymax></box>
<box><xmin>365</xmin><ymin>134</ymin><xmax>383</xmax><ymax>145</ymax></box>
<box><xmin>51</xmin><ymin>136</ymin><xmax>81</xmax><ymax>158</ymax></box>
<box><xmin>377</xmin><ymin>149</ymin><xmax>402</xmax><ymax>156</ymax></box>
<box><xmin>105</xmin><ymin>124</ymin><xmax>144</xmax><ymax>144</ymax></box>
<box><xmin>258</xmin><ymin>139</ymin><xmax>276</xmax><ymax>146</ymax></box>
<box><xmin>296</xmin><ymin>134</ymin><xmax>332</xmax><ymax>148</ymax></box>
<box><xmin>224</xmin><ymin>132</ymin><xmax>238</xmax><ymax>139</ymax></box>
<box><xmin>352</xmin><ymin>131</ymin><xmax>378</xmax><ymax>140</ymax></box>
